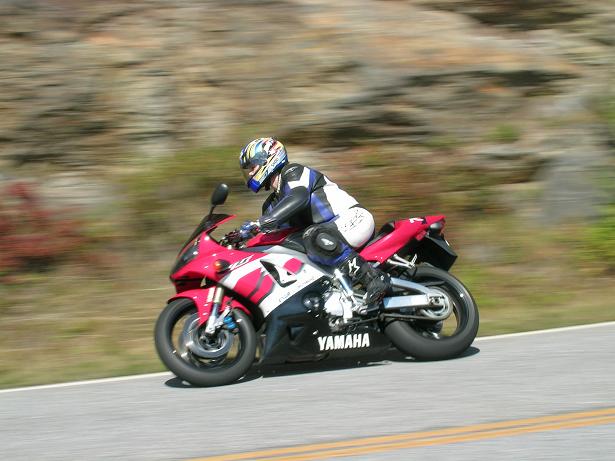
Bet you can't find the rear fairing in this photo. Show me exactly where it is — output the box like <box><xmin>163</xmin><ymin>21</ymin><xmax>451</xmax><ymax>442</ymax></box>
<box><xmin>360</xmin><ymin>215</ymin><xmax>445</xmax><ymax>263</ymax></box>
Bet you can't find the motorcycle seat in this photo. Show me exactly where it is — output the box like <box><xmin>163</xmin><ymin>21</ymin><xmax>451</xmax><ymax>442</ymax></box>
<box><xmin>357</xmin><ymin>222</ymin><xmax>394</xmax><ymax>250</ymax></box>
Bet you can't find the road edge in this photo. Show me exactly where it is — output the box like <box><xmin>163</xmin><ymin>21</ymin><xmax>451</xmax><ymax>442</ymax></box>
<box><xmin>2</xmin><ymin>321</ymin><xmax>615</xmax><ymax>394</ymax></box>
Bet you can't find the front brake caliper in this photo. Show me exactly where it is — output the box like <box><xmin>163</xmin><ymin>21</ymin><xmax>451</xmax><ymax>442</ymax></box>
<box><xmin>223</xmin><ymin>312</ymin><xmax>238</xmax><ymax>333</ymax></box>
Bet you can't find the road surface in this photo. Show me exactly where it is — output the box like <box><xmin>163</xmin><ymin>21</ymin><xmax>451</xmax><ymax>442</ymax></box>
<box><xmin>1</xmin><ymin>323</ymin><xmax>615</xmax><ymax>460</ymax></box>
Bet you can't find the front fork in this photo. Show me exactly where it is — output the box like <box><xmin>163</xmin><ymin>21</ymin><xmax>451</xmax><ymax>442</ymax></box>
<box><xmin>204</xmin><ymin>285</ymin><xmax>237</xmax><ymax>335</ymax></box>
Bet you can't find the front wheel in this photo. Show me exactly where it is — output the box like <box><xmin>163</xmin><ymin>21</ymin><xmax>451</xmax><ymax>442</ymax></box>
<box><xmin>154</xmin><ymin>298</ymin><xmax>256</xmax><ymax>386</ymax></box>
<box><xmin>384</xmin><ymin>265</ymin><xmax>479</xmax><ymax>360</ymax></box>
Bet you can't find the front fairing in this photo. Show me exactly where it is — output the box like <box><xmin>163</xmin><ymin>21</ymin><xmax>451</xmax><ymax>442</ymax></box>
<box><xmin>172</xmin><ymin>232</ymin><xmax>272</xmax><ymax>292</ymax></box>
<box><xmin>171</xmin><ymin>214</ymin><xmax>236</xmax><ymax>284</ymax></box>
<box><xmin>171</xmin><ymin>234</ymin><xmax>229</xmax><ymax>289</ymax></box>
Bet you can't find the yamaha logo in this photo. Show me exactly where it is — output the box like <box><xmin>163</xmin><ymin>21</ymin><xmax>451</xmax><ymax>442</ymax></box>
<box><xmin>317</xmin><ymin>333</ymin><xmax>370</xmax><ymax>351</ymax></box>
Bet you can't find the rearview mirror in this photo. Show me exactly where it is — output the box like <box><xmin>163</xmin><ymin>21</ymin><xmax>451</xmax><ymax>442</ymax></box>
<box><xmin>211</xmin><ymin>183</ymin><xmax>229</xmax><ymax>206</ymax></box>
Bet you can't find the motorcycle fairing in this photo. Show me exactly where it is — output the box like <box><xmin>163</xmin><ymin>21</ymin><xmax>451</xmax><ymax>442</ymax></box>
<box><xmin>259</xmin><ymin>281</ymin><xmax>392</xmax><ymax>365</ymax></box>
<box><xmin>171</xmin><ymin>234</ymin><xmax>237</xmax><ymax>282</ymax></box>
<box><xmin>360</xmin><ymin>215</ymin><xmax>445</xmax><ymax>263</ymax></box>
<box><xmin>173</xmin><ymin>231</ymin><xmax>330</xmax><ymax>317</ymax></box>
<box><xmin>173</xmin><ymin>236</ymin><xmax>272</xmax><ymax>286</ymax></box>
<box><xmin>220</xmin><ymin>253</ymin><xmax>329</xmax><ymax>317</ymax></box>
<box><xmin>168</xmin><ymin>287</ymin><xmax>252</xmax><ymax>325</ymax></box>
<box><xmin>413</xmin><ymin>234</ymin><xmax>457</xmax><ymax>271</ymax></box>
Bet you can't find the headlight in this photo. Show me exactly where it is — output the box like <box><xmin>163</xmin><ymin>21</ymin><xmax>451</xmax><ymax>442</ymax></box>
<box><xmin>170</xmin><ymin>237</ymin><xmax>200</xmax><ymax>275</ymax></box>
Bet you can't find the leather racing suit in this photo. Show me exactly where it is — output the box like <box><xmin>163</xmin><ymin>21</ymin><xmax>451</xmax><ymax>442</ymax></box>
<box><xmin>258</xmin><ymin>163</ymin><xmax>388</xmax><ymax>306</ymax></box>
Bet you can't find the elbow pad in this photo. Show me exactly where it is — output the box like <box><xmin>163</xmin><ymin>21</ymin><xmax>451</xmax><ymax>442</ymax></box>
<box><xmin>259</xmin><ymin>187</ymin><xmax>310</xmax><ymax>232</ymax></box>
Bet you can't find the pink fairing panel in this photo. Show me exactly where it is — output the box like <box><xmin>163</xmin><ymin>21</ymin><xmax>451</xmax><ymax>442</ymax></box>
<box><xmin>169</xmin><ymin>288</ymin><xmax>252</xmax><ymax>326</ymax></box>
<box><xmin>360</xmin><ymin>215</ymin><xmax>445</xmax><ymax>263</ymax></box>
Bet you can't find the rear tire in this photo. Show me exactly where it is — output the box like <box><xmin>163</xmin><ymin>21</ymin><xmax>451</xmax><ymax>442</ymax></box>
<box><xmin>384</xmin><ymin>265</ymin><xmax>479</xmax><ymax>360</ymax></box>
<box><xmin>154</xmin><ymin>298</ymin><xmax>256</xmax><ymax>386</ymax></box>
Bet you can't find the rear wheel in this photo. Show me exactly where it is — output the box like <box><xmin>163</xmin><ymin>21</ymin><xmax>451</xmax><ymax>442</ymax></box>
<box><xmin>154</xmin><ymin>298</ymin><xmax>256</xmax><ymax>386</ymax></box>
<box><xmin>384</xmin><ymin>265</ymin><xmax>479</xmax><ymax>360</ymax></box>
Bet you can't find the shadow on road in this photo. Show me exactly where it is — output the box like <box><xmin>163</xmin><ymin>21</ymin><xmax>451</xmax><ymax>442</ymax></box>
<box><xmin>164</xmin><ymin>346</ymin><xmax>480</xmax><ymax>389</ymax></box>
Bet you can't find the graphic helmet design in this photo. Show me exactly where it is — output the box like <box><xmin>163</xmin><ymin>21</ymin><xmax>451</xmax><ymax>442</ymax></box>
<box><xmin>239</xmin><ymin>137</ymin><xmax>288</xmax><ymax>192</ymax></box>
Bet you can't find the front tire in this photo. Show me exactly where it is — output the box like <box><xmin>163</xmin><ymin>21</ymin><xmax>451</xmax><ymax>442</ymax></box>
<box><xmin>154</xmin><ymin>298</ymin><xmax>256</xmax><ymax>386</ymax></box>
<box><xmin>384</xmin><ymin>265</ymin><xmax>479</xmax><ymax>360</ymax></box>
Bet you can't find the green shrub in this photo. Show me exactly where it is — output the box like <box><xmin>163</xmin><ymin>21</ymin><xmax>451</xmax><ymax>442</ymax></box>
<box><xmin>596</xmin><ymin>94</ymin><xmax>615</xmax><ymax>142</ymax></box>
<box><xmin>583</xmin><ymin>204</ymin><xmax>615</xmax><ymax>272</ymax></box>
<box><xmin>487</xmin><ymin>124</ymin><xmax>522</xmax><ymax>144</ymax></box>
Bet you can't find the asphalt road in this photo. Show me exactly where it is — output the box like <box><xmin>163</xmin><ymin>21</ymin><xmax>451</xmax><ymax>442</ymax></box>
<box><xmin>2</xmin><ymin>323</ymin><xmax>615</xmax><ymax>461</ymax></box>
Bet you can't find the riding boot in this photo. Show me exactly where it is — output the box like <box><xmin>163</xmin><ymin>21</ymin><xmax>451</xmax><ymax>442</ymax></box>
<box><xmin>339</xmin><ymin>252</ymin><xmax>390</xmax><ymax>308</ymax></box>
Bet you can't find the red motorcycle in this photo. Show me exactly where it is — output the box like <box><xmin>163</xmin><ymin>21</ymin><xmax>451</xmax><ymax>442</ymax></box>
<box><xmin>154</xmin><ymin>184</ymin><xmax>479</xmax><ymax>386</ymax></box>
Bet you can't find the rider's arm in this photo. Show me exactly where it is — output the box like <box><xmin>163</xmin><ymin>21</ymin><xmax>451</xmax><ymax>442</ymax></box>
<box><xmin>259</xmin><ymin>164</ymin><xmax>312</xmax><ymax>232</ymax></box>
<box><xmin>259</xmin><ymin>186</ymin><xmax>310</xmax><ymax>232</ymax></box>
<box><xmin>261</xmin><ymin>192</ymin><xmax>277</xmax><ymax>215</ymax></box>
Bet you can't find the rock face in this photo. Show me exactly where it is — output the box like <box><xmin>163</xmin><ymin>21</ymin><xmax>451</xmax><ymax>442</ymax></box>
<box><xmin>0</xmin><ymin>0</ymin><xmax>613</xmax><ymax>219</ymax></box>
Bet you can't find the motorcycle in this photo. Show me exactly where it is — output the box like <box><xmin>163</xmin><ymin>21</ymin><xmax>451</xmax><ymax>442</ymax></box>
<box><xmin>154</xmin><ymin>184</ymin><xmax>479</xmax><ymax>386</ymax></box>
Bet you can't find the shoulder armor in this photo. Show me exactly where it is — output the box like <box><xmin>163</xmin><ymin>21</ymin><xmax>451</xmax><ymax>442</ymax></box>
<box><xmin>282</xmin><ymin>163</ymin><xmax>304</xmax><ymax>182</ymax></box>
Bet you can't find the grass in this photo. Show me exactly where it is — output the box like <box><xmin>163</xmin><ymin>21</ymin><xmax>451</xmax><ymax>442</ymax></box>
<box><xmin>0</xmin><ymin>259</ymin><xmax>171</xmax><ymax>388</ymax></box>
<box><xmin>580</xmin><ymin>204</ymin><xmax>615</xmax><ymax>272</ymax></box>
<box><xmin>2</xmin><ymin>145</ymin><xmax>615</xmax><ymax>388</ymax></box>
<box><xmin>448</xmin><ymin>212</ymin><xmax>615</xmax><ymax>335</ymax></box>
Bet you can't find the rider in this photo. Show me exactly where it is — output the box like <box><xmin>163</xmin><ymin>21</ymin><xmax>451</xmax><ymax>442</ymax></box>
<box><xmin>238</xmin><ymin>137</ymin><xmax>389</xmax><ymax>310</ymax></box>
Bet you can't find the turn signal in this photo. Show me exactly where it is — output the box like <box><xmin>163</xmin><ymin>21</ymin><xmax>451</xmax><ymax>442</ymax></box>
<box><xmin>213</xmin><ymin>259</ymin><xmax>230</xmax><ymax>273</ymax></box>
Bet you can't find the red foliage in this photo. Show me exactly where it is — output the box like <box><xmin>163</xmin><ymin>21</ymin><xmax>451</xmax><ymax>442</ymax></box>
<box><xmin>0</xmin><ymin>181</ymin><xmax>88</xmax><ymax>277</ymax></box>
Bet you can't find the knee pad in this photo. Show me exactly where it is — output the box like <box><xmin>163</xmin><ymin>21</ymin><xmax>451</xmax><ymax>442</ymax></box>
<box><xmin>304</xmin><ymin>225</ymin><xmax>342</xmax><ymax>253</ymax></box>
<box><xmin>315</xmin><ymin>232</ymin><xmax>338</xmax><ymax>252</ymax></box>
<box><xmin>303</xmin><ymin>224</ymin><xmax>352</xmax><ymax>266</ymax></box>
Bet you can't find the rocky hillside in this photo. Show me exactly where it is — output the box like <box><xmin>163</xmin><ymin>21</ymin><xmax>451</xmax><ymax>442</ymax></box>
<box><xmin>1</xmin><ymin>0</ymin><xmax>613</xmax><ymax>220</ymax></box>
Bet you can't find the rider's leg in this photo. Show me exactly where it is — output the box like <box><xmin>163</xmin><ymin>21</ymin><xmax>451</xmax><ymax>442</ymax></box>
<box><xmin>330</xmin><ymin>207</ymin><xmax>389</xmax><ymax>307</ymax></box>
<box><xmin>338</xmin><ymin>252</ymin><xmax>389</xmax><ymax>306</ymax></box>
<box><xmin>303</xmin><ymin>214</ymin><xmax>389</xmax><ymax>308</ymax></box>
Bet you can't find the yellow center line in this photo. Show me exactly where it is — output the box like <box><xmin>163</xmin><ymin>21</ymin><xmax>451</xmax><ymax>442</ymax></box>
<box><xmin>190</xmin><ymin>408</ymin><xmax>615</xmax><ymax>461</ymax></box>
<box><xmin>264</xmin><ymin>415</ymin><xmax>615</xmax><ymax>461</ymax></box>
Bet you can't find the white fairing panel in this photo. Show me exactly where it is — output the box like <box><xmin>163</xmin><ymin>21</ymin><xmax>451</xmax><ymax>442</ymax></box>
<box><xmin>220</xmin><ymin>249</ymin><xmax>330</xmax><ymax>318</ymax></box>
<box><xmin>261</xmin><ymin>264</ymin><xmax>327</xmax><ymax>317</ymax></box>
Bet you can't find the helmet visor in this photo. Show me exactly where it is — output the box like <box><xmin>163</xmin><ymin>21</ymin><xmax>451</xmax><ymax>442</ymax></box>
<box><xmin>239</xmin><ymin>149</ymin><xmax>268</xmax><ymax>169</ymax></box>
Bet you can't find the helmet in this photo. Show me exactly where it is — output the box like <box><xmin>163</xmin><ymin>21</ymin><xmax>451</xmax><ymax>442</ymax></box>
<box><xmin>239</xmin><ymin>137</ymin><xmax>288</xmax><ymax>192</ymax></box>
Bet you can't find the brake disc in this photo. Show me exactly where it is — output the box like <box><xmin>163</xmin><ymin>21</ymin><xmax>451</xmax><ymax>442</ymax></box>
<box><xmin>181</xmin><ymin>314</ymin><xmax>234</xmax><ymax>359</ymax></box>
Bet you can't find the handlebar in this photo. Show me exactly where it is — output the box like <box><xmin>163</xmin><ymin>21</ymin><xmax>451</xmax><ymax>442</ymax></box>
<box><xmin>221</xmin><ymin>221</ymin><xmax>261</xmax><ymax>248</ymax></box>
